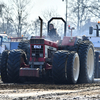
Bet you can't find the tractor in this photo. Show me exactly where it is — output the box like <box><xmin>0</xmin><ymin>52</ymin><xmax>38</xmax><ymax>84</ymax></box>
<box><xmin>1</xmin><ymin>17</ymin><xmax>95</xmax><ymax>84</ymax></box>
<box><xmin>89</xmin><ymin>23</ymin><xmax>100</xmax><ymax>78</ymax></box>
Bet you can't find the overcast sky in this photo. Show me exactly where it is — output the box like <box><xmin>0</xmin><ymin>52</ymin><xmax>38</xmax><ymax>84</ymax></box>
<box><xmin>2</xmin><ymin>0</ymin><xmax>66</xmax><ymax>21</ymax></box>
<box><xmin>31</xmin><ymin>0</ymin><xmax>66</xmax><ymax>20</ymax></box>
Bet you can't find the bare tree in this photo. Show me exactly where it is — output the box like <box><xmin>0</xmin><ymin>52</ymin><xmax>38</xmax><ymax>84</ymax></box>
<box><xmin>68</xmin><ymin>0</ymin><xmax>88</xmax><ymax>31</ymax></box>
<box><xmin>65</xmin><ymin>0</ymin><xmax>100</xmax><ymax>32</ymax></box>
<box><xmin>3</xmin><ymin>5</ymin><xmax>14</xmax><ymax>35</ymax></box>
<box><xmin>7</xmin><ymin>0</ymin><xmax>33</xmax><ymax>37</ymax></box>
<box><xmin>0</xmin><ymin>3</ymin><xmax>5</xmax><ymax>32</ymax></box>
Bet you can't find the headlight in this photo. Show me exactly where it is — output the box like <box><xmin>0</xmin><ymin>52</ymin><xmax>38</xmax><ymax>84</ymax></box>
<box><xmin>40</xmin><ymin>53</ymin><xmax>43</xmax><ymax>57</ymax></box>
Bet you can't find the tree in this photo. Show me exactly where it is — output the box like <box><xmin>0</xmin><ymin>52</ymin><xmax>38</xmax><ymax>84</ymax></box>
<box><xmin>4</xmin><ymin>6</ymin><xmax>14</xmax><ymax>36</ymax></box>
<box><xmin>0</xmin><ymin>3</ymin><xmax>14</xmax><ymax>35</ymax></box>
<box><xmin>0</xmin><ymin>3</ymin><xmax>5</xmax><ymax>32</ymax></box>
<box><xmin>7</xmin><ymin>0</ymin><xmax>33</xmax><ymax>37</ymax></box>
<box><xmin>67</xmin><ymin>0</ymin><xmax>100</xmax><ymax>33</ymax></box>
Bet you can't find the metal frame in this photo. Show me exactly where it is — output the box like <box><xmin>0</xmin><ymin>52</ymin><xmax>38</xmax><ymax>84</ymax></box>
<box><xmin>47</xmin><ymin>17</ymin><xmax>66</xmax><ymax>36</ymax></box>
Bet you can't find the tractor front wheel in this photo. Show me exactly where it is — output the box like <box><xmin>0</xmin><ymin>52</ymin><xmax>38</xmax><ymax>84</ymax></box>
<box><xmin>18</xmin><ymin>40</ymin><xmax>30</xmax><ymax>64</ymax></box>
<box><xmin>7</xmin><ymin>49</ymin><xmax>27</xmax><ymax>83</ymax></box>
<box><xmin>1</xmin><ymin>50</ymin><xmax>9</xmax><ymax>83</ymax></box>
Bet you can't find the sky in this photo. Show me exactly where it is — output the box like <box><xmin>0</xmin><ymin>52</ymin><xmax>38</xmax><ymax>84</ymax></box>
<box><xmin>31</xmin><ymin>0</ymin><xmax>66</xmax><ymax>20</ymax></box>
<box><xmin>2</xmin><ymin>0</ymin><xmax>66</xmax><ymax>22</ymax></box>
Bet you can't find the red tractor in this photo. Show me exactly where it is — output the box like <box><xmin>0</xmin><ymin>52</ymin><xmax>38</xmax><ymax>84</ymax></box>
<box><xmin>1</xmin><ymin>17</ymin><xmax>95</xmax><ymax>84</ymax></box>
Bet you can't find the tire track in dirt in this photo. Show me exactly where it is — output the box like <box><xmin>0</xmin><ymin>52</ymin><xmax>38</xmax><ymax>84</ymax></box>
<box><xmin>0</xmin><ymin>81</ymin><xmax>100</xmax><ymax>90</ymax></box>
<box><xmin>0</xmin><ymin>79</ymin><xmax>100</xmax><ymax>100</ymax></box>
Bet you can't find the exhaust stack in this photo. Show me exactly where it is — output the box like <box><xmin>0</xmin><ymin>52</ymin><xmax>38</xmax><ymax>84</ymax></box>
<box><xmin>39</xmin><ymin>16</ymin><xmax>43</xmax><ymax>38</ymax></box>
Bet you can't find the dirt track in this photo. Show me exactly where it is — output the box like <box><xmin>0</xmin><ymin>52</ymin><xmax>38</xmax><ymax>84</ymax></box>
<box><xmin>0</xmin><ymin>79</ymin><xmax>100</xmax><ymax>100</ymax></box>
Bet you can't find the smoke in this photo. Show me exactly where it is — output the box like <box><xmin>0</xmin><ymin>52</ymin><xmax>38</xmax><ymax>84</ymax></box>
<box><xmin>66</xmin><ymin>28</ymin><xmax>96</xmax><ymax>37</ymax></box>
<box><xmin>45</xmin><ymin>35</ymin><xmax>59</xmax><ymax>42</ymax></box>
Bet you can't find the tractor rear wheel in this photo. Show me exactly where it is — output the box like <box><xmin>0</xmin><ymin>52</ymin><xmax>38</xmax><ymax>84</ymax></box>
<box><xmin>67</xmin><ymin>51</ymin><xmax>80</xmax><ymax>84</ymax></box>
<box><xmin>52</xmin><ymin>50</ymin><xmax>80</xmax><ymax>84</ymax></box>
<box><xmin>1</xmin><ymin>50</ymin><xmax>9</xmax><ymax>83</ymax></box>
<box><xmin>7</xmin><ymin>49</ymin><xmax>27</xmax><ymax>83</ymax></box>
<box><xmin>0</xmin><ymin>53</ymin><xmax>2</xmax><ymax>72</ymax></box>
<box><xmin>78</xmin><ymin>41</ymin><xmax>94</xmax><ymax>83</ymax></box>
<box><xmin>18</xmin><ymin>40</ymin><xmax>30</xmax><ymax>64</ymax></box>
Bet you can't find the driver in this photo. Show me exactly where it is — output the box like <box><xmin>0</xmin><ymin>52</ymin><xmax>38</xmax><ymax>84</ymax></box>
<box><xmin>48</xmin><ymin>23</ymin><xmax>59</xmax><ymax>39</ymax></box>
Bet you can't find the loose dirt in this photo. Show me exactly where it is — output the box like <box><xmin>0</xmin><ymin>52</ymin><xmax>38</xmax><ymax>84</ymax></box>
<box><xmin>0</xmin><ymin>79</ymin><xmax>100</xmax><ymax>100</ymax></box>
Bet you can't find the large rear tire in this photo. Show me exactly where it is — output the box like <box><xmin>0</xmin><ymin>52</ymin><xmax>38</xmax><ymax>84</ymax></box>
<box><xmin>0</xmin><ymin>53</ymin><xmax>2</xmax><ymax>72</ymax></box>
<box><xmin>1</xmin><ymin>50</ymin><xmax>9</xmax><ymax>83</ymax></box>
<box><xmin>78</xmin><ymin>41</ymin><xmax>94</xmax><ymax>83</ymax></box>
<box><xmin>7</xmin><ymin>49</ymin><xmax>27</xmax><ymax>83</ymax></box>
<box><xmin>52</xmin><ymin>50</ymin><xmax>80</xmax><ymax>84</ymax></box>
<box><xmin>94</xmin><ymin>51</ymin><xmax>99</xmax><ymax>78</ymax></box>
<box><xmin>67</xmin><ymin>51</ymin><xmax>80</xmax><ymax>84</ymax></box>
<box><xmin>18</xmin><ymin>40</ymin><xmax>30</xmax><ymax>64</ymax></box>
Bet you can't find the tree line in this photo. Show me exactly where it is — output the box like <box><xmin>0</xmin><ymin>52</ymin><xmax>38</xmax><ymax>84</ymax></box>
<box><xmin>0</xmin><ymin>0</ymin><xmax>100</xmax><ymax>38</ymax></box>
